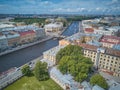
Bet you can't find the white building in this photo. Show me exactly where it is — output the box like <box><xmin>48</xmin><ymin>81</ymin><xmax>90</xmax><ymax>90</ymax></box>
<box><xmin>94</xmin><ymin>29</ymin><xmax>116</xmax><ymax>35</ymax></box>
<box><xmin>50</xmin><ymin>67</ymin><xmax>82</xmax><ymax>90</ymax></box>
<box><xmin>44</xmin><ymin>22</ymin><xmax>63</xmax><ymax>32</ymax></box>
<box><xmin>34</xmin><ymin>28</ymin><xmax>46</xmax><ymax>39</ymax></box>
<box><xmin>0</xmin><ymin>35</ymin><xmax>8</xmax><ymax>50</ymax></box>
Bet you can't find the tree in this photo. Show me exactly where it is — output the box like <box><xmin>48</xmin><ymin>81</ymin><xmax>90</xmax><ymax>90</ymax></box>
<box><xmin>56</xmin><ymin>45</ymin><xmax>82</xmax><ymax>63</ymax></box>
<box><xmin>21</xmin><ymin>64</ymin><xmax>31</xmax><ymax>76</ymax></box>
<box><xmin>55</xmin><ymin>17</ymin><xmax>67</xmax><ymax>27</ymax></box>
<box><xmin>57</xmin><ymin>45</ymin><xmax>93</xmax><ymax>82</ymax></box>
<box><xmin>90</xmin><ymin>74</ymin><xmax>108</xmax><ymax>89</ymax></box>
<box><xmin>34</xmin><ymin>61</ymin><xmax>49</xmax><ymax>81</ymax></box>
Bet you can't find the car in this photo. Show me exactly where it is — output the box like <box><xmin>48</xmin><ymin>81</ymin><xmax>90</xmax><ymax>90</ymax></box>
<box><xmin>16</xmin><ymin>68</ymin><xmax>20</xmax><ymax>71</ymax></box>
<box><xmin>28</xmin><ymin>61</ymin><xmax>32</xmax><ymax>65</ymax></box>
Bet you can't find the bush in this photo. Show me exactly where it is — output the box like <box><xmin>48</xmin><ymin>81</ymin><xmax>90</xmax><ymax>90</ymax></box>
<box><xmin>90</xmin><ymin>74</ymin><xmax>108</xmax><ymax>89</ymax></box>
<box><xmin>21</xmin><ymin>64</ymin><xmax>31</xmax><ymax>76</ymax></box>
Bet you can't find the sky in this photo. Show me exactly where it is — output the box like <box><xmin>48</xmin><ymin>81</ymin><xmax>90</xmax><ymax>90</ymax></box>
<box><xmin>0</xmin><ymin>0</ymin><xmax>120</xmax><ymax>15</ymax></box>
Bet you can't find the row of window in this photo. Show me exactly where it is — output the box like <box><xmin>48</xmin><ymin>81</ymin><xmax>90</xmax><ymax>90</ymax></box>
<box><xmin>99</xmin><ymin>64</ymin><xmax>116</xmax><ymax>72</ymax></box>
<box><xmin>100</xmin><ymin>54</ymin><xmax>118</xmax><ymax>60</ymax></box>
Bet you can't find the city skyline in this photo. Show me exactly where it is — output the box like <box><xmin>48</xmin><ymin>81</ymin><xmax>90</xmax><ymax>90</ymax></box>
<box><xmin>0</xmin><ymin>0</ymin><xmax>120</xmax><ymax>15</ymax></box>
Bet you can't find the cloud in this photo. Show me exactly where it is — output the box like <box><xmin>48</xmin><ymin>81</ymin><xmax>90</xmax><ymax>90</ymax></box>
<box><xmin>0</xmin><ymin>0</ymin><xmax>120</xmax><ymax>14</ymax></box>
<box><xmin>107</xmin><ymin>0</ymin><xmax>120</xmax><ymax>6</ymax></box>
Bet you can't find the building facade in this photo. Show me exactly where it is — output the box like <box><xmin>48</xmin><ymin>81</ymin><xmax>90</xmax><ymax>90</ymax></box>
<box><xmin>6</xmin><ymin>33</ymin><xmax>20</xmax><ymax>47</ymax></box>
<box><xmin>78</xmin><ymin>43</ymin><xmax>120</xmax><ymax>77</ymax></box>
<box><xmin>0</xmin><ymin>35</ymin><xmax>8</xmax><ymax>50</ymax></box>
<box><xmin>34</xmin><ymin>28</ymin><xmax>46</xmax><ymax>39</ymax></box>
<box><xmin>19</xmin><ymin>30</ymin><xmax>36</xmax><ymax>44</ymax></box>
<box><xmin>43</xmin><ymin>45</ymin><xmax>66</xmax><ymax>65</ymax></box>
<box><xmin>100</xmin><ymin>35</ymin><xmax>120</xmax><ymax>48</ymax></box>
<box><xmin>44</xmin><ymin>22</ymin><xmax>63</xmax><ymax>32</ymax></box>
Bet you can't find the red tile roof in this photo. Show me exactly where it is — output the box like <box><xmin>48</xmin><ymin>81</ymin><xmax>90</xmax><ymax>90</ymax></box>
<box><xmin>19</xmin><ymin>30</ymin><xmax>35</xmax><ymax>36</ymax></box>
<box><xmin>106</xmin><ymin>48</ymin><xmax>120</xmax><ymax>57</ymax></box>
<box><xmin>100</xmin><ymin>35</ymin><xmax>120</xmax><ymax>44</ymax></box>
<box><xmin>78</xmin><ymin>43</ymin><xmax>98</xmax><ymax>51</ymax></box>
<box><xmin>85</xmin><ymin>28</ymin><xmax>94</xmax><ymax>33</ymax></box>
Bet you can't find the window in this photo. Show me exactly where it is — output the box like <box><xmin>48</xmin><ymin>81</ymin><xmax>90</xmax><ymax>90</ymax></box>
<box><xmin>114</xmin><ymin>69</ymin><xmax>116</xmax><ymax>71</ymax></box>
<box><xmin>112</xmin><ymin>57</ymin><xmax>114</xmax><ymax>59</ymax></box>
<box><xmin>106</xmin><ymin>66</ymin><xmax>108</xmax><ymax>69</ymax></box>
<box><xmin>111</xmin><ymin>61</ymin><xmax>113</xmax><ymax>63</ymax></box>
<box><xmin>110</xmin><ymin>67</ymin><xmax>111</xmax><ymax>70</ymax></box>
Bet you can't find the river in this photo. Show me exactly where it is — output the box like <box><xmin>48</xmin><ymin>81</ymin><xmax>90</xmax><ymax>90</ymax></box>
<box><xmin>0</xmin><ymin>21</ymin><xmax>80</xmax><ymax>72</ymax></box>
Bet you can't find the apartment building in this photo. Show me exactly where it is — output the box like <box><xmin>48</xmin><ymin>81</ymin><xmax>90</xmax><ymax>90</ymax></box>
<box><xmin>59</xmin><ymin>33</ymin><xmax>102</xmax><ymax>46</ymax></box>
<box><xmin>2</xmin><ymin>31</ymin><xmax>20</xmax><ymax>47</ymax></box>
<box><xmin>6</xmin><ymin>33</ymin><xmax>20</xmax><ymax>47</ymax></box>
<box><xmin>78</xmin><ymin>43</ymin><xmax>120</xmax><ymax>77</ymax></box>
<box><xmin>100</xmin><ymin>35</ymin><xmax>120</xmax><ymax>48</ymax></box>
<box><xmin>19</xmin><ymin>30</ymin><xmax>36</xmax><ymax>44</ymax></box>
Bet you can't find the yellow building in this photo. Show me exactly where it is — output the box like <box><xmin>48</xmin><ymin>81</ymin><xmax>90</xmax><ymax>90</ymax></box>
<box><xmin>79</xmin><ymin>43</ymin><xmax>120</xmax><ymax>77</ymax></box>
<box><xmin>43</xmin><ymin>45</ymin><xmax>66</xmax><ymax>65</ymax></box>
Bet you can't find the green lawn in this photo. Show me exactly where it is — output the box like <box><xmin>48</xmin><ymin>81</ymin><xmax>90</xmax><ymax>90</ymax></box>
<box><xmin>4</xmin><ymin>76</ymin><xmax>63</xmax><ymax>90</ymax></box>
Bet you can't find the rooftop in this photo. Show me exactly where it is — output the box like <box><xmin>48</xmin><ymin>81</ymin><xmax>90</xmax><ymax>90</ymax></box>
<box><xmin>43</xmin><ymin>45</ymin><xmax>66</xmax><ymax>56</ymax></box>
<box><xmin>92</xmin><ymin>85</ymin><xmax>104</xmax><ymax>90</ymax></box>
<box><xmin>1</xmin><ymin>25</ymin><xmax>39</xmax><ymax>32</ymax></box>
<box><xmin>100</xmin><ymin>35</ymin><xmax>120</xmax><ymax>44</ymax></box>
<box><xmin>50</xmin><ymin>67</ymin><xmax>81</xmax><ymax>90</ymax></box>
<box><xmin>50</xmin><ymin>67</ymin><xmax>71</xmax><ymax>85</ymax></box>
<box><xmin>113</xmin><ymin>44</ymin><xmax>120</xmax><ymax>51</ymax></box>
<box><xmin>6</xmin><ymin>33</ymin><xmax>20</xmax><ymax>39</ymax></box>
<box><xmin>65</xmin><ymin>33</ymin><xmax>102</xmax><ymax>42</ymax></box>
<box><xmin>85</xmin><ymin>28</ymin><xmax>94</xmax><ymax>33</ymax></box>
<box><xmin>87</xmin><ymin>40</ymin><xmax>102</xmax><ymax>47</ymax></box>
<box><xmin>19</xmin><ymin>30</ymin><xmax>35</xmax><ymax>36</ymax></box>
<box><xmin>44</xmin><ymin>23</ymin><xmax>63</xmax><ymax>28</ymax></box>
<box><xmin>77</xmin><ymin>43</ymin><xmax>120</xmax><ymax>57</ymax></box>
<box><xmin>78</xmin><ymin>43</ymin><xmax>98</xmax><ymax>51</ymax></box>
<box><xmin>81</xmin><ymin>81</ymin><xmax>91</xmax><ymax>90</ymax></box>
<box><xmin>0</xmin><ymin>35</ymin><xmax>7</xmax><ymax>40</ymax></box>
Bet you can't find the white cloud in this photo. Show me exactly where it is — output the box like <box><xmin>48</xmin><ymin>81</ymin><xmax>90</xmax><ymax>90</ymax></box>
<box><xmin>51</xmin><ymin>7</ymin><xmax>87</xmax><ymax>13</ymax></box>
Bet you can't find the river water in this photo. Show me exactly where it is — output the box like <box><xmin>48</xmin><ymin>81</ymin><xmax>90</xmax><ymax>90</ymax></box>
<box><xmin>0</xmin><ymin>21</ymin><xmax>79</xmax><ymax>72</ymax></box>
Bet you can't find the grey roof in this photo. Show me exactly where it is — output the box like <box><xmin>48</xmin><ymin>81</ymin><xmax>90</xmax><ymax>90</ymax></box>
<box><xmin>43</xmin><ymin>45</ymin><xmax>66</xmax><ymax>56</ymax></box>
<box><xmin>1</xmin><ymin>25</ymin><xmax>40</xmax><ymax>32</ymax></box>
<box><xmin>113</xmin><ymin>44</ymin><xmax>120</xmax><ymax>50</ymax></box>
<box><xmin>109</xmin><ymin>83</ymin><xmax>120</xmax><ymax>90</ymax></box>
<box><xmin>81</xmin><ymin>81</ymin><xmax>91</xmax><ymax>90</ymax></box>
<box><xmin>65</xmin><ymin>33</ymin><xmax>102</xmax><ymax>42</ymax></box>
<box><xmin>87</xmin><ymin>40</ymin><xmax>102</xmax><ymax>47</ymax></box>
<box><xmin>50</xmin><ymin>67</ymin><xmax>71</xmax><ymax>85</ymax></box>
<box><xmin>6</xmin><ymin>33</ymin><xmax>20</xmax><ymax>39</ymax></box>
<box><xmin>92</xmin><ymin>85</ymin><xmax>104</xmax><ymax>90</ymax></box>
<box><xmin>0</xmin><ymin>35</ymin><xmax>7</xmax><ymax>40</ymax></box>
<box><xmin>50</xmin><ymin>67</ymin><xmax>81</xmax><ymax>90</ymax></box>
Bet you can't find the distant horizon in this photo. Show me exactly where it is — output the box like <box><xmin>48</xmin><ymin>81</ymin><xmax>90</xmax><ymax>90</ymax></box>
<box><xmin>0</xmin><ymin>0</ymin><xmax>120</xmax><ymax>15</ymax></box>
<box><xmin>0</xmin><ymin>13</ymin><xmax>120</xmax><ymax>16</ymax></box>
